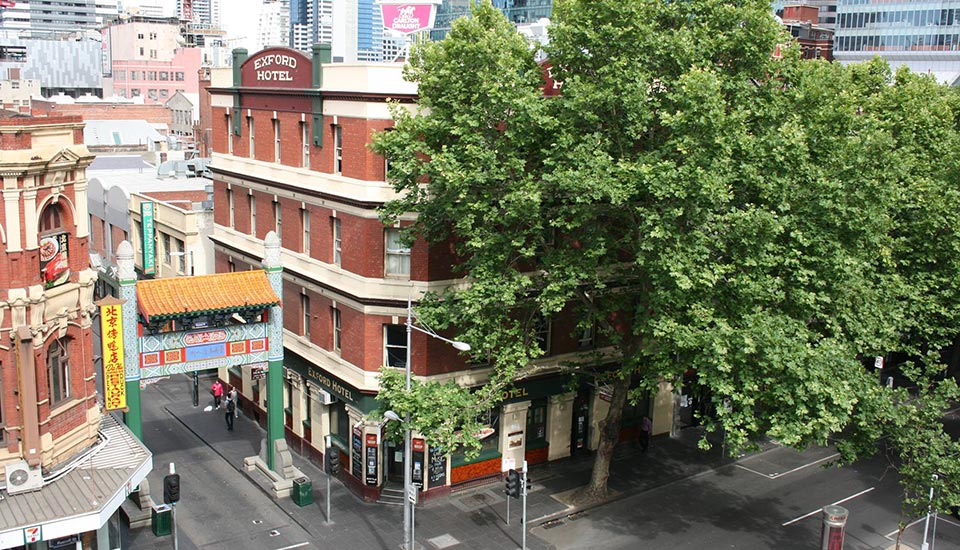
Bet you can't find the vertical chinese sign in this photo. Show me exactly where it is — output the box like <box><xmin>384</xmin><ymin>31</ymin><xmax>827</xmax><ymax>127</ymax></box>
<box><xmin>141</xmin><ymin>202</ymin><xmax>156</xmax><ymax>275</ymax></box>
<box><xmin>99</xmin><ymin>298</ymin><xmax>127</xmax><ymax>411</ymax></box>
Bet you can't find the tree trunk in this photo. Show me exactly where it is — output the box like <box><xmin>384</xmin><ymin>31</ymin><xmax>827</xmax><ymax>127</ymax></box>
<box><xmin>573</xmin><ymin>375</ymin><xmax>630</xmax><ymax>505</ymax></box>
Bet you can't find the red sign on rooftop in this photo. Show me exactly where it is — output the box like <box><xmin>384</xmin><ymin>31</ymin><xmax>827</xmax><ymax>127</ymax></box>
<box><xmin>241</xmin><ymin>47</ymin><xmax>312</xmax><ymax>89</ymax></box>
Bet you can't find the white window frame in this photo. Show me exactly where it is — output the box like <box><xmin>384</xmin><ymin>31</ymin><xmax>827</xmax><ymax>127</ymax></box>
<box><xmin>333</xmin><ymin>217</ymin><xmax>342</xmax><ymax>266</ymax></box>
<box><xmin>333</xmin><ymin>124</ymin><xmax>342</xmax><ymax>174</ymax></box>
<box><xmin>247</xmin><ymin>115</ymin><xmax>255</xmax><ymax>158</ymax></box>
<box><xmin>47</xmin><ymin>338</ymin><xmax>71</xmax><ymax>405</ymax></box>
<box><xmin>332</xmin><ymin>307</ymin><xmax>341</xmax><ymax>351</ymax></box>
<box><xmin>249</xmin><ymin>193</ymin><xmax>256</xmax><ymax>237</ymax></box>
<box><xmin>385</xmin><ymin>228</ymin><xmax>410</xmax><ymax>277</ymax></box>
<box><xmin>273</xmin><ymin>117</ymin><xmax>281</xmax><ymax>163</ymax></box>
<box><xmin>301</xmin><ymin>121</ymin><xmax>310</xmax><ymax>168</ymax></box>
<box><xmin>301</xmin><ymin>208</ymin><xmax>311</xmax><ymax>255</ymax></box>
<box><xmin>384</xmin><ymin>324</ymin><xmax>406</xmax><ymax>368</ymax></box>
<box><xmin>301</xmin><ymin>291</ymin><xmax>310</xmax><ymax>337</ymax></box>
<box><xmin>227</xmin><ymin>188</ymin><xmax>235</xmax><ymax>228</ymax></box>
<box><xmin>274</xmin><ymin>199</ymin><xmax>282</xmax><ymax>237</ymax></box>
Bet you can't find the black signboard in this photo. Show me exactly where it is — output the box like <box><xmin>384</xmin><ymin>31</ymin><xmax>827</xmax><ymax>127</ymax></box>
<box><xmin>351</xmin><ymin>430</ymin><xmax>362</xmax><ymax>478</ymax></box>
<box><xmin>365</xmin><ymin>433</ymin><xmax>378</xmax><ymax>486</ymax></box>
<box><xmin>428</xmin><ymin>446</ymin><xmax>446</xmax><ymax>487</ymax></box>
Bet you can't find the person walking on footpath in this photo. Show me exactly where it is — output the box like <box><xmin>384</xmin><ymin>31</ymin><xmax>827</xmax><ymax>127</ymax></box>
<box><xmin>211</xmin><ymin>380</ymin><xmax>224</xmax><ymax>409</ymax></box>
<box><xmin>225</xmin><ymin>398</ymin><xmax>235</xmax><ymax>431</ymax></box>
<box><xmin>639</xmin><ymin>415</ymin><xmax>652</xmax><ymax>452</ymax></box>
<box><xmin>227</xmin><ymin>386</ymin><xmax>239</xmax><ymax>418</ymax></box>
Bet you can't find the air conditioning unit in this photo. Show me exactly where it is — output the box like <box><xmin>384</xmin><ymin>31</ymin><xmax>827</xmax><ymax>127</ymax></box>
<box><xmin>317</xmin><ymin>389</ymin><xmax>334</xmax><ymax>405</ymax></box>
<box><xmin>5</xmin><ymin>460</ymin><xmax>43</xmax><ymax>495</ymax></box>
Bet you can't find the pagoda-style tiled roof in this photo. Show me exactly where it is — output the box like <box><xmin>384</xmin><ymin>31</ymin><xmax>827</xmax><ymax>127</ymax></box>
<box><xmin>137</xmin><ymin>270</ymin><xmax>279</xmax><ymax>323</ymax></box>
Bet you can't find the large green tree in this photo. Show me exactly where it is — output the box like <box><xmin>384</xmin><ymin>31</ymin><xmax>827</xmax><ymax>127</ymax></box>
<box><xmin>373</xmin><ymin>0</ymin><xmax>960</xmax><ymax>506</ymax></box>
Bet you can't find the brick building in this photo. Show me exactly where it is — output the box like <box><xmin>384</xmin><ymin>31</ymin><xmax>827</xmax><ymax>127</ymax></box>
<box><xmin>0</xmin><ymin>115</ymin><xmax>151</xmax><ymax>548</ymax></box>
<box><xmin>206</xmin><ymin>45</ymin><xmax>672</xmax><ymax>503</ymax></box>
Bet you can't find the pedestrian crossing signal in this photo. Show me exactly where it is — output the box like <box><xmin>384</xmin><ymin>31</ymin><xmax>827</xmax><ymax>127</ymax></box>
<box><xmin>163</xmin><ymin>473</ymin><xmax>180</xmax><ymax>504</ymax></box>
<box><xmin>325</xmin><ymin>447</ymin><xmax>340</xmax><ymax>475</ymax></box>
<box><xmin>505</xmin><ymin>469</ymin><xmax>520</xmax><ymax>499</ymax></box>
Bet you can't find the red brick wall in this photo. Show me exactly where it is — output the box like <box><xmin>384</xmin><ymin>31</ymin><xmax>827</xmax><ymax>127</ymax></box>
<box><xmin>31</xmin><ymin>101</ymin><xmax>170</xmax><ymax>124</ymax></box>
<box><xmin>144</xmin><ymin>190</ymin><xmax>208</xmax><ymax>203</ymax></box>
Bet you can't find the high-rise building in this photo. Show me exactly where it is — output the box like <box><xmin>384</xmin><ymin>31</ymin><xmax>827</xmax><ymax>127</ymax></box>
<box><xmin>290</xmin><ymin>0</ymin><xmax>334</xmax><ymax>53</ymax></box>
<box><xmin>257</xmin><ymin>0</ymin><xmax>289</xmax><ymax>51</ymax></box>
<box><xmin>0</xmin><ymin>0</ymin><xmax>120</xmax><ymax>36</ymax></box>
<box><xmin>833</xmin><ymin>0</ymin><xmax>960</xmax><ymax>85</ymax></box>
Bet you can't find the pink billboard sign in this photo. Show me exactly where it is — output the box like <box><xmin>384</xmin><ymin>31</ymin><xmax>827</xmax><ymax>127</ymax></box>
<box><xmin>380</xmin><ymin>3</ymin><xmax>437</xmax><ymax>34</ymax></box>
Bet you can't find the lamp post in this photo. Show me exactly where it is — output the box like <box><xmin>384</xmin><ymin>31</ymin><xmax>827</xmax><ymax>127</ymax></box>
<box><xmin>400</xmin><ymin>297</ymin><xmax>470</xmax><ymax>550</ymax></box>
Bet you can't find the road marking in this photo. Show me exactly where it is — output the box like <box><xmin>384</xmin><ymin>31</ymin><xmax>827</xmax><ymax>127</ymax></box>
<box><xmin>782</xmin><ymin>487</ymin><xmax>875</xmax><ymax>526</ymax></box>
<box><xmin>736</xmin><ymin>452</ymin><xmax>840</xmax><ymax>479</ymax></box>
<box><xmin>273</xmin><ymin>543</ymin><xmax>310</xmax><ymax>550</ymax></box>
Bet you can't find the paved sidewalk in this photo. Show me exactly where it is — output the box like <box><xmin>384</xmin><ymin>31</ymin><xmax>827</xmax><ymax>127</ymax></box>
<box><xmin>124</xmin><ymin>376</ymin><xmax>778</xmax><ymax>550</ymax></box>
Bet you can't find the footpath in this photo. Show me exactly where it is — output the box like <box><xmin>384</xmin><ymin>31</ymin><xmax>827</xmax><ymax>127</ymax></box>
<box><xmin>123</xmin><ymin>377</ymin><xmax>773</xmax><ymax>550</ymax></box>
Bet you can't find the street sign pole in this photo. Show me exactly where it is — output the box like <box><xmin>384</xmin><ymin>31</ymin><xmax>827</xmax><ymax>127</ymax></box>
<box><xmin>522</xmin><ymin>460</ymin><xmax>528</xmax><ymax>550</ymax></box>
<box><xmin>172</xmin><ymin>503</ymin><xmax>179</xmax><ymax>550</ymax></box>
<box><xmin>325</xmin><ymin>435</ymin><xmax>332</xmax><ymax>524</ymax></box>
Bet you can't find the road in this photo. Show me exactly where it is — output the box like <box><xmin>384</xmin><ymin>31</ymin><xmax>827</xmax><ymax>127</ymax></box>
<box><xmin>123</xmin><ymin>373</ymin><xmax>319</xmax><ymax>550</ymax></box>
<box><xmin>532</xmin><ymin>444</ymin><xmax>960</xmax><ymax>550</ymax></box>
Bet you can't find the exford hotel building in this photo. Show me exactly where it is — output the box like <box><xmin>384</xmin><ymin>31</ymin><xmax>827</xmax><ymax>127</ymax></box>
<box><xmin>207</xmin><ymin>45</ymin><xmax>677</xmax><ymax>501</ymax></box>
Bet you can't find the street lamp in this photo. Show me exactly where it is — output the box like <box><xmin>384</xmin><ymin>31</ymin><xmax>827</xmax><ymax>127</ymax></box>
<box><xmin>400</xmin><ymin>297</ymin><xmax>470</xmax><ymax>550</ymax></box>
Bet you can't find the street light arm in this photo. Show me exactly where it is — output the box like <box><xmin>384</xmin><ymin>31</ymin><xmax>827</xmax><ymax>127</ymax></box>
<box><xmin>407</xmin><ymin>321</ymin><xmax>471</xmax><ymax>351</ymax></box>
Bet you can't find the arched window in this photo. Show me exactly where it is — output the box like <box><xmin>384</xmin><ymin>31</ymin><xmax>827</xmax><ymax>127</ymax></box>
<box><xmin>47</xmin><ymin>338</ymin><xmax>71</xmax><ymax>405</ymax></box>
<box><xmin>40</xmin><ymin>203</ymin><xmax>64</xmax><ymax>234</ymax></box>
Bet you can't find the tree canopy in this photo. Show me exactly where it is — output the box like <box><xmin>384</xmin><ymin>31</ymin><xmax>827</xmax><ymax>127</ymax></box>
<box><xmin>372</xmin><ymin>0</ymin><xmax>960</xmax><ymax>509</ymax></box>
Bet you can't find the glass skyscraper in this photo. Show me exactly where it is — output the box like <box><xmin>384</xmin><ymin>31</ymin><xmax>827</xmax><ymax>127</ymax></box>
<box><xmin>833</xmin><ymin>0</ymin><xmax>960</xmax><ymax>85</ymax></box>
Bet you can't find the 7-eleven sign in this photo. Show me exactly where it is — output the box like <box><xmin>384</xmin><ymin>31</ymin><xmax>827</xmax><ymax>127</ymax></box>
<box><xmin>24</xmin><ymin>525</ymin><xmax>40</xmax><ymax>543</ymax></box>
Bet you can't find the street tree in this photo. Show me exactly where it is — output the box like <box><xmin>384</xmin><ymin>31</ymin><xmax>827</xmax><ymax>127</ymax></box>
<box><xmin>373</xmin><ymin>0</ymin><xmax>960</xmax><ymax>506</ymax></box>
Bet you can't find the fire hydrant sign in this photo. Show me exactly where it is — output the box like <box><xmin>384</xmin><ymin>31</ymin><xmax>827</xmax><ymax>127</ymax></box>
<box><xmin>100</xmin><ymin>303</ymin><xmax>127</xmax><ymax>411</ymax></box>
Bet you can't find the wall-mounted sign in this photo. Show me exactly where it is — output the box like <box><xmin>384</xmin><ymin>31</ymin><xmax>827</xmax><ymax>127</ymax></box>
<box><xmin>352</xmin><ymin>427</ymin><xmax>363</xmax><ymax>478</ymax></box>
<box><xmin>241</xmin><ymin>47</ymin><xmax>311</xmax><ymax>88</ymax></box>
<box><xmin>249</xmin><ymin>362</ymin><xmax>268</xmax><ymax>380</ymax></box>
<box><xmin>428</xmin><ymin>446</ymin><xmax>446</xmax><ymax>487</ymax></box>
<box><xmin>412</xmin><ymin>438</ymin><xmax>425</xmax><ymax>488</ymax></box>
<box><xmin>39</xmin><ymin>233</ymin><xmax>70</xmax><ymax>289</ymax></box>
<box><xmin>141</xmin><ymin>202</ymin><xmax>156</xmax><ymax>275</ymax></box>
<box><xmin>377</xmin><ymin>0</ymin><xmax>441</xmax><ymax>34</ymax></box>
<box><xmin>365</xmin><ymin>433</ymin><xmax>379</xmax><ymax>486</ymax></box>
<box><xmin>100</xmin><ymin>302</ymin><xmax>127</xmax><ymax>411</ymax></box>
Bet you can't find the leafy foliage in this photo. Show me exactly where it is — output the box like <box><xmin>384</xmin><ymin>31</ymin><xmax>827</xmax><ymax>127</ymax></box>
<box><xmin>371</xmin><ymin>0</ymin><xmax>960</xmax><ymax>506</ymax></box>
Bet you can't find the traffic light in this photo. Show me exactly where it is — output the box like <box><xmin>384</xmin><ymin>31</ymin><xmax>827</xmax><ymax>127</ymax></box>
<box><xmin>163</xmin><ymin>473</ymin><xmax>181</xmax><ymax>504</ymax></box>
<box><xmin>325</xmin><ymin>447</ymin><xmax>340</xmax><ymax>475</ymax></box>
<box><xmin>505</xmin><ymin>469</ymin><xmax>520</xmax><ymax>499</ymax></box>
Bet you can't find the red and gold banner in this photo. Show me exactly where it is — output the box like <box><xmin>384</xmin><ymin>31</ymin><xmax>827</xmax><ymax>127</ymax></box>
<box><xmin>100</xmin><ymin>303</ymin><xmax>126</xmax><ymax>411</ymax></box>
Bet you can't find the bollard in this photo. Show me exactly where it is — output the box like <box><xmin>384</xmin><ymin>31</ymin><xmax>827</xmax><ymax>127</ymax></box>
<box><xmin>820</xmin><ymin>505</ymin><xmax>849</xmax><ymax>550</ymax></box>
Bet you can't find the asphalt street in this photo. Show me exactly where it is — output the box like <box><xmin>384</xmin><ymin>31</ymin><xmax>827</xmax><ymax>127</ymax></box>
<box><xmin>120</xmin><ymin>372</ymin><xmax>958</xmax><ymax>550</ymax></box>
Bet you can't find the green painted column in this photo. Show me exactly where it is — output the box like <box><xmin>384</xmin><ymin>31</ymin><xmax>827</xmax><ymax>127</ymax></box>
<box><xmin>263</xmin><ymin>231</ymin><xmax>284</xmax><ymax>471</ymax></box>
<box><xmin>117</xmin><ymin>241</ymin><xmax>143</xmax><ymax>440</ymax></box>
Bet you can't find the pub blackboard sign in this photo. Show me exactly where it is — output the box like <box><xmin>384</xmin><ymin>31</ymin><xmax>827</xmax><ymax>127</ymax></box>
<box><xmin>428</xmin><ymin>446</ymin><xmax>446</xmax><ymax>487</ymax></box>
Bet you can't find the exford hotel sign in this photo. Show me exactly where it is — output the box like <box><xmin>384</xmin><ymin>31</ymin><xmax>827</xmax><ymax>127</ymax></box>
<box><xmin>241</xmin><ymin>48</ymin><xmax>312</xmax><ymax>88</ymax></box>
<box><xmin>377</xmin><ymin>0</ymin><xmax>441</xmax><ymax>35</ymax></box>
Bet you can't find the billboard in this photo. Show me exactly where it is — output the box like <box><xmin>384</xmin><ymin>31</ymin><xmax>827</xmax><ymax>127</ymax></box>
<box><xmin>378</xmin><ymin>0</ymin><xmax>441</xmax><ymax>35</ymax></box>
<box><xmin>39</xmin><ymin>233</ymin><xmax>70</xmax><ymax>289</ymax></box>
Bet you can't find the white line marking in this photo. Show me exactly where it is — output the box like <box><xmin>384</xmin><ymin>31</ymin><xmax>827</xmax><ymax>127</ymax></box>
<box><xmin>782</xmin><ymin>487</ymin><xmax>875</xmax><ymax>526</ymax></box>
<box><xmin>736</xmin><ymin>452</ymin><xmax>840</xmax><ymax>479</ymax></box>
<box><xmin>273</xmin><ymin>543</ymin><xmax>310</xmax><ymax>550</ymax></box>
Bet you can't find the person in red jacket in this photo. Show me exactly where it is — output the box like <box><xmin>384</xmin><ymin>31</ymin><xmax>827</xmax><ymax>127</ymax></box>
<box><xmin>211</xmin><ymin>380</ymin><xmax>224</xmax><ymax>409</ymax></box>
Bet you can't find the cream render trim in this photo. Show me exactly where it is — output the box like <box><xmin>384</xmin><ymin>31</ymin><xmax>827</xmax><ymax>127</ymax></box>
<box><xmin>213</xmin><ymin>153</ymin><xmax>404</xmax><ymax>206</ymax></box>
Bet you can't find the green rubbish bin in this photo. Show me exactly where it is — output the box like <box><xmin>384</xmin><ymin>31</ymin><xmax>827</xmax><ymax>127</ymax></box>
<box><xmin>292</xmin><ymin>476</ymin><xmax>313</xmax><ymax>507</ymax></box>
<box><xmin>151</xmin><ymin>504</ymin><xmax>172</xmax><ymax>536</ymax></box>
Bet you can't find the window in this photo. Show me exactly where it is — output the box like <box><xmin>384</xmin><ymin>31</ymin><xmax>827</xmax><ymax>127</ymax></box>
<box><xmin>332</xmin><ymin>218</ymin><xmax>341</xmax><ymax>266</ymax></box>
<box><xmin>10</xmin><ymin>81</ymin><xmax>18</xmax><ymax>89</ymax></box>
<box><xmin>162</xmin><ymin>233</ymin><xmax>172</xmax><ymax>264</ymax></box>
<box><xmin>147</xmin><ymin>89</ymin><xmax>158</xmax><ymax>100</ymax></box>
<box><xmin>159</xmin><ymin>89</ymin><xmax>168</xmax><ymax>99</ymax></box>
<box><xmin>534</xmin><ymin>312</ymin><xmax>551</xmax><ymax>354</ymax></box>
<box><xmin>330</xmin><ymin>400</ymin><xmax>350</xmax><ymax>444</ymax></box>
<box><xmin>150</xmin><ymin>50</ymin><xmax>157</xmax><ymax>59</ymax></box>
<box><xmin>159</xmin><ymin>71</ymin><xmax>169</xmax><ymax>81</ymax></box>
<box><xmin>578</xmin><ymin>321</ymin><xmax>595</xmax><ymax>348</ymax></box>
<box><xmin>249</xmin><ymin>193</ymin><xmax>256</xmax><ymax>236</ymax></box>
<box><xmin>332</xmin><ymin>307</ymin><xmax>341</xmax><ymax>351</ymax></box>
<box><xmin>147</xmin><ymin>71</ymin><xmax>157</xmax><ymax>81</ymax></box>
<box><xmin>385</xmin><ymin>228</ymin><xmax>410</xmax><ymax>276</ymax></box>
<box><xmin>273</xmin><ymin>118</ymin><xmax>281</xmax><ymax>162</ymax></box>
<box><xmin>274</xmin><ymin>199</ymin><xmax>282</xmax><ymax>237</ymax></box>
<box><xmin>226</xmin><ymin>113</ymin><xmax>233</xmax><ymax>154</ymax></box>
<box><xmin>248</xmin><ymin>116</ymin><xmax>255</xmax><ymax>158</ymax></box>
<box><xmin>116</xmin><ymin>70</ymin><xmax>125</xmax><ymax>80</ymax></box>
<box><xmin>47</xmin><ymin>338</ymin><xmax>71</xmax><ymax>405</ymax></box>
<box><xmin>301</xmin><ymin>121</ymin><xmax>310</xmax><ymax>168</ymax></box>
<box><xmin>149</xmin><ymin>32</ymin><xmax>157</xmax><ymax>40</ymax></box>
<box><xmin>131</xmin><ymin>71</ymin><xmax>139</xmax><ymax>81</ymax></box>
<box><xmin>301</xmin><ymin>292</ymin><xmax>310</xmax><ymax>337</ymax></box>
<box><xmin>131</xmin><ymin>88</ymin><xmax>141</xmax><ymax>97</ymax></box>
<box><xmin>227</xmin><ymin>188</ymin><xmax>235</xmax><ymax>228</ymax></box>
<box><xmin>384</xmin><ymin>324</ymin><xmax>406</xmax><ymax>368</ymax></box>
<box><xmin>175</xmin><ymin>72</ymin><xmax>184</xmax><ymax>81</ymax></box>
<box><xmin>333</xmin><ymin>124</ymin><xmax>342</xmax><ymax>173</ymax></box>
<box><xmin>137</xmin><ymin>33</ymin><xmax>144</xmax><ymax>39</ymax></box>
<box><xmin>526</xmin><ymin>398</ymin><xmax>547</xmax><ymax>443</ymax></box>
<box><xmin>40</xmin><ymin>203</ymin><xmax>64</xmax><ymax>233</ymax></box>
<box><xmin>175</xmin><ymin>238</ymin><xmax>185</xmax><ymax>273</ymax></box>
<box><xmin>301</xmin><ymin>208</ymin><xmax>310</xmax><ymax>254</ymax></box>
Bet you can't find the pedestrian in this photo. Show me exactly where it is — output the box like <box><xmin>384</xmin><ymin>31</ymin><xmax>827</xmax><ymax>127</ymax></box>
<box><xmin>225</xmin><ymin>398</ymin><xmax>235</xmax><ymax>431</ymax></box>
<box><xmin>227</xmin><ymin>386</ymin><xmax>239</xmax><ymax>418</ymax></box>
<box><xmin>639</xmin><ymin>415</ymin><xmax>652</xmax><ymax>452</ymax></box>
<box><xmin>211</xmin><ymin>379</ymin><xmax>223</xmax><ymax>409</ymax></box>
